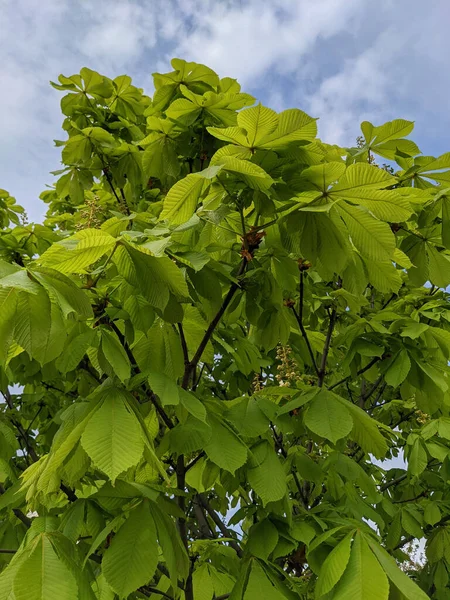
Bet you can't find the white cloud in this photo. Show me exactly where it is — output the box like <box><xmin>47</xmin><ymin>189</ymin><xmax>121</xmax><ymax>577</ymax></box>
<box><xmin>173</xmin><ymin>0</ymin><xmax>365</xmax><ymax>84</ymax></box>
<box><xmin>1</xmin><ymin>0</ymin><xmax>450</xmax><ymax>220</ymax></box>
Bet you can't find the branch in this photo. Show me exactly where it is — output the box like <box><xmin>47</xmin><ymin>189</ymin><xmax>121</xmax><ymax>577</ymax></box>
<box><xmin>379</xmin><ymin>472</ymin><xmax>408</xmax><ymax>492</ymax></box>
<box><xmin>328</xmin><ymin>356</ymin><xmax>381</xmax><ymax>391</ymax></box>
<box><xmin>0</xmin><ymin>483</ymin><xmax>31</xmax><ymax>528</ymax></box>
<box><xmin>290</xmin><ymin>306</ymin><xmax>320</xmax><ymax>378</ymax></box>
<box><xmin>89</xmin><ymin>245</ymin><xmax>117</xmax><ymax>289</ymax></box>
<box><xmin>183</xmin><ymin>257</ymin><xmax>247</xmax><ymax>388</ymax></box>
<box><xmin>108</xmin><ymin>321</ymin><xmax>174</xmax><ymax>430</ymax></box>
<box><xmin>318</xmin><ymin>308</ymin><xmax>337</xmax><ymax>387</ymax></box>
<box><xmin>197</xmin><ymin>495</ymin><xmax>243</xmax><ymax>557</ymax></box>
<box><xmin>102</xmin><ymin>166</ymin><xmax>130</xmax><ymax>215</ymax></box>
<box><xmin>270</xmin><ymin>424</ymin><xmax>307</xmax><ymax>509</ymax></box>
<box><xmin>359</xmin><ymin>376</ymin><xmax>383</xmax><ymax>409</ymax></box>
<box><xmin>177</xmin><ymin>323</ymin><xmax>189</xmax><ymax>366</ymax></box>
<box><xmin>139</xmin><ymin>586</ymin><xmax>174</xmax><ymax>600</ymax></box>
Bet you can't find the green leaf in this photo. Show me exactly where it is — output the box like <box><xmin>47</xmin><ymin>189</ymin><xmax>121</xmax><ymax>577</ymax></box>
<box><xmin>100</xmin><ymin>328</ymin><xmax>131</xmax><ymax>382</ymax></box>
<box><xmin>32</xmin><ymin>267</ymin><xmax>93</xmax><ymax>318</ymax></box>
<box><xmin>81</xmin><ymin>388</ymin><xmax>144</xmax><ymax>482</ymax></box>
<box><xmin>13</xmin><ymin>534</ymin><xmax>78</xmax><ymax>600</ymax></box>
<box><xmin>408</xmin><ymin>439</ymin><xmax>427</xmax><ymax>476</ymax></box>
<box><xmin>305</xmin><ymin>390</ymin><xmax>353</xmax><ymax>444</ymax></box>
<box><xmin>246</xmin><ymin>519</ymin><xmax>279</xmax><ymax>560</ymax></box>
<box><xmin>337</xmin><ymin>203</ymin><xmax>395</xmax><ymax>261</ymax></box>
<box><xmin>247</xmin><ymin>441</ymin><xmax>286</xmax><ymax>506</ymax></box>
<box><xmin>204</xmin><ymin>414</ymin><xmax>247</xmax><ymax>474</ymax></box>
<box><xmin>316</xmin><ymin>532</ymin><xmax>353</xmax><ymax>598</ymax></box>
<box><xmin>333</xmin><ymin>532</ymin><xmax>389</xmax><ymax>600</ymax></box>
<box><xmin>160</xmin><ymin>174</ymin><xmax>206</xmax><ymax>225</ymax></box>
<box><xmin>148</xmin><ymin>371</ymin><xmax>180</xmax><ymax>405</ymax></box>
<box><xmin>369</xmin><ymin>540</ymin><xmax>430</xmax><ymax>600</ymax></box>
<box><xmin>115</xmin><ymin>244</ymin><xmax>189</xmax><ymax>310</ymax></box>
<box><xmin>39</xmin><ymin>229</ymin><xmax>116</xmax><ymax>274</ymax></box>
<box><xmin>242</xmin><ymin>560</ymin><xmax>287</xmax><ymax>599</ymax></box>
<box><xmin>103</xmin><ymin>500</ymin><xmax>158</xmax><ymax>598</ymax></box>
<box><xmin>336</xmin><ymin>398</ymin><xmax>388</xmax><ymax>459</ymax></box>
<box><xmin>193</xmin><ymin>564</ymin><xmax>215</xmax><ymax>600</ymax></box>
<box><xmin>237</xmin><ymin>103</ymin><xmax>278</xmax><ymax>147</ymax></box>
<box><xmin>424</xmin><ymin>502</ymin><xmax>441</xmax><ymax>526</ymax></box>
<box><xmin>384</xmin><ymin>349</ymin><xmax>411</xmax><ymax>387</ymax></box>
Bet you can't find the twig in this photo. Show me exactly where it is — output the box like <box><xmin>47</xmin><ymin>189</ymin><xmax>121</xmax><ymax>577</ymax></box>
<box><xmin>89</xmin><ymin>245</ymin><xmax>117</xmax><ymax>288</ymax></box>
<box><xmin>328</xmin><ymin>356</ymin><xmax>380</xmax><ymax>391</ymax></box>
<box><xmin>183</xmin><ymin>258</ymin><xmax>248</xmax><ymax>388</ymax></box>
<box><xmin>197</xmin><ymin>495</ymin><xmax>243</xmax><ymax>557</ymax></box>
<box><xmin>139</xmin><ymin>586</ymin><xmax>174</xmax><ymax>599</ymax></box>
<box><xmin>270</xmin><ymin>424</ymin><xmax>307</xmax><ymax>509</ymax></box>
<box><xmin>177</xmin><ymin>323</ymin><xmax>190</xmax><ymax>366</ymax></box>
<box><xmin>108</xmin><ymin>321</ymin><xmax>174</xmax><ymax>430</ymax></box>
<box><xmin>379</xmin><ymin>473</ymin><xmax>408</xmax><ymax>492</ymax></box>
<box><xmin>318</xmin><ymin>308</ymin><xmax>336</xmax><ymax>387</ymax></box>
<box><xmin>0</xmin><ymin>483</ymin><xmax>31</xmax><ymax>528</ymax></box>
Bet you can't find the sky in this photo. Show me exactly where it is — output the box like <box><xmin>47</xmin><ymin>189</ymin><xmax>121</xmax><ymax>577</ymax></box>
<box><xmin>1</xmin><ymin>0</ymin><xmax>450</xmax><ymax>222</ymax></box>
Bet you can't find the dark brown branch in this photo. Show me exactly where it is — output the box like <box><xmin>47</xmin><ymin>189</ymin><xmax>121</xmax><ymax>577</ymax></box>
<box><xmin>139</xmin><ymin>586</ymin><xmax>174</xmax><ymax>599</ymax></box>
<box><xmin>183</xmin><ymin>258</ymin><xmax>247</xmax><ymax>388</ymax></box>
<box><xmin>271</xmin><ymin>423</ymin><xmax>307</xmax><ymax>510</ymax></box>
<box><xmin>177</xmin><ymin>323</ymin><xmax>190</xmax><ymax>366</ymax></box>
<box><xmin>359</xmin><ymin>376</ymin><xmax>383</xmax><ymax>409</ymax></box>
<box><xmin>328</xmin><ymin>356</ymin><xmax>381</xmax><ymax>391</ymax></box>
<box><xmin>290</xmin><ymin>306</ymin><xmax>320</xmax><ymax>378</ymax></box>
<box><xmin>0</xmin><ymin>483</ymin><xmax>31</xmax><ymax>528</ymax></box>
<box><xmin>197</xmin><ymin>495</ymin><xmax>243</xmax><ymax>557</ymax></box>
<box><xmin>318</xmin><ymin>308</ymin><xmax>337</xmax><ymax>387</ymax></box>
<box><xmin>0</xmin><ymin>549</ymin><xmax>16</xmax><ymax>554</ymax></box>
<box><xmin>379</xmin><ymin>473</ymin><xmax>408</xmax><ymax>492</ymax></box>
<box><xmin>108</xmin><ymin>321</ymin><xmax>174</xmax><ymax>430</ymax></box>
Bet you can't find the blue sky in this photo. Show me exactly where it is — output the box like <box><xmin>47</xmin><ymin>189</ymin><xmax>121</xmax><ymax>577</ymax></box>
<box><xmin>1</xmin><ymin>0</ymin><xmax>450</xmax><ymax>221</ymax></box>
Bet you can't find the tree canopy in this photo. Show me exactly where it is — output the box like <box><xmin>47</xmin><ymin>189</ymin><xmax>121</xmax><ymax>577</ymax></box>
<box><xmin>0</xmin><ymin>58</ymin><xmax>450</xmax><ymax>599</ymax></box>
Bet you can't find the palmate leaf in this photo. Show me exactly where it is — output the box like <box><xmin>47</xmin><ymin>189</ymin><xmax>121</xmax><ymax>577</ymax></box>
<box><xmin>81</xmin><ymin>387</ymin><xmax>144</xmax><ymax>482</ymax></box>
<box><xmin>361</xmin><ymin>119</ymin><xmax>419</xmax><ymax>160</ymax></box>
<box><xmin>160</xmin><ymin>166</ymin><xmax>222</xmax><ymax>224</ymax></box>
<box><xmin>31</xmin><ymin>267</ymin><xmax>93</xmax><ymax>318</ymax></box>
<box><xmin>100</xmin><ymin>328</ymin><xmax>131</xmax><ymax>383</ymax></box>
<box><xmin>208</xmin><ymin>106</ymin><xmax>317</xmax><ymax>151</ymax></box>
<box><xmin>234</xmin><ymin>559</ymin><xmax>288</xmax><ymax>600</ymax></box>
<box><xmin>218</xmin><ymin>157</ymin><xmax>274</xmax><ymax>191</ymax></box>
<box><xmin>103</xmin><ymin>500</ymin><xmax>158</xmax><ymax>598</ymax></box>
<box><xmin>329</xmin><ymin>163</ymin><xmax>412</xmax><ymax>221</ymax></box>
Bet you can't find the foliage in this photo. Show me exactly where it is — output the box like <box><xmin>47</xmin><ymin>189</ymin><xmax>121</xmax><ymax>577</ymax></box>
<box><xmin>1</xmin><ymin>58</ymin><xmax>450</xmax><ymax>599</ymax></box>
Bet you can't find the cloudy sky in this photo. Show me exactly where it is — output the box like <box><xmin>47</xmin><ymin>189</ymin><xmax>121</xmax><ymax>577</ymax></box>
<box><xmin>1</xmin><ymin>0</ymin><xmax>450</xmax><ymax>221</ymax></box>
